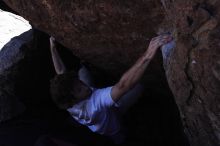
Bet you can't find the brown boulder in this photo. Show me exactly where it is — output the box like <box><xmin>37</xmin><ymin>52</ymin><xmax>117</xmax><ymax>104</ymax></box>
<box><xmin>2</xmin><ymin>0</ymin><xmax>165</xmax><ymax>78</ymax></box>
<box><xmin>161</xmin><ymin>0</ymin><xmax>220</xmax><ymax>146</ymax></box>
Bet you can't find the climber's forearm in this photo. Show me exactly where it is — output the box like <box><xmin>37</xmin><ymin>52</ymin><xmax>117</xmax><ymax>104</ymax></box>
<box><xmin>111</xmin><ymin>52</ymin><xmax>153</xmax><ymax>102</ymax></box>
<box><xmin>50</xmin><ymin>38</ymin><xmax>66</xmax><ymax>75</ymax></box>
<box><xmin>118</xmin><ymin>51</ymin><xmax>153</xmax><ymax>88</ymax></box>
<box><xmin>111</xmin><ymin>34</ymin><xmax>172</xmax><ymax>102</ymax></box>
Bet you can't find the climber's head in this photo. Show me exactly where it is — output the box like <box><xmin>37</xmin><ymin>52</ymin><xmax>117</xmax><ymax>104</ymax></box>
<box><xmin>50</xmin><ymin>71</ymin><xmax>92</xmax><ymax>109</ymax></box>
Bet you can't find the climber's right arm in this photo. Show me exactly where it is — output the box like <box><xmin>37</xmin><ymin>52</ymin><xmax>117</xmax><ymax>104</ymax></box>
<box><xmin>111</xmin><ymin>34</ymin><xmax>172</xmax><ymax>103</ymax></box>
<box><xmin>50</xmin><ymin>37</ymin><xmax>67</xmax><ymax>75</ymax></box>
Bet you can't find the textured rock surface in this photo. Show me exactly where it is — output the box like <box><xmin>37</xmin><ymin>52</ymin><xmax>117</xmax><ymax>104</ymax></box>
<box><xmin>2</xmin><ymin>0</ymin><xmax>220</xmax><ymax>146</ymax></box>
<box><xmin>2</xmin><ymin>0</ymin><xmax>165</xmax><ymax>78</ymax></box>
<box><xmin>161</xmin><ymin>0</ymin><xmax>220</xmax><ymax>146</ymax></box>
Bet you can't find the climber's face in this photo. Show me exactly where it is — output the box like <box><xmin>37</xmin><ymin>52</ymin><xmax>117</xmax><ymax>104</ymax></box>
<box><xmin>71</xmin><ymin>79</ymin><xmax>92</xmax><ymax>101</ymax></box>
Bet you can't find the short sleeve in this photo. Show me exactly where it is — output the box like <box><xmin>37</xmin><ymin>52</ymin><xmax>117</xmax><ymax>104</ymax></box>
<box><xmin>92</xmin><ymin>86</ymin><xmax>115</xmax><ymax>109</ymax></box>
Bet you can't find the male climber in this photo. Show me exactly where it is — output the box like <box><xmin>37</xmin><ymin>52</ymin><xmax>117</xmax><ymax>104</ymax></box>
<box><xmin>49</xmin><ymin>34</ymin><xmax>173</xmax><ymax>144</ymax></box>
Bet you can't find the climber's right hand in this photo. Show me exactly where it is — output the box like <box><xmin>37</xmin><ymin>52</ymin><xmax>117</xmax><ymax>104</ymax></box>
<box><xmin>150</xmin><ymin>34</ymin><xmax>172</xmax><ymax>49</ymax></box>
<box><xmin>144</xmin><ymin>34</ymin><xmax>172</xmax><ymax>59</ymax></box>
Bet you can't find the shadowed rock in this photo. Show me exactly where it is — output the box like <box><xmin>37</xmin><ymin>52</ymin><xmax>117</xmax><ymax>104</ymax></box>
<box><xmin>0</xmin><ymin>30</ymin><xmax>33</xmax><ymax>122</ymax></box>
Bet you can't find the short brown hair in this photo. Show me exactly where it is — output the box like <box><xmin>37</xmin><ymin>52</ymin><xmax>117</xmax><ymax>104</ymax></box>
<box><xmin>50</xmin><ymin>71</ymin><xmax>78</xmax><ymax>109</ymax></box>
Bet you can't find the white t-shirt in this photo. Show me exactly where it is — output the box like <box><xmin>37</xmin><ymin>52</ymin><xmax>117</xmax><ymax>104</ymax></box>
<box><xmin>67</xmin><ymin>86</ymin><xmax>121</xmax><ymax>136</ymax></box>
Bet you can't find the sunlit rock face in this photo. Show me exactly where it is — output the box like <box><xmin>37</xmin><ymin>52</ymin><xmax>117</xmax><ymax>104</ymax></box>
<box><xmin>0</xmin><ymin>9</ymin><xmax>31</xmax><ymax>49</ymax></box>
